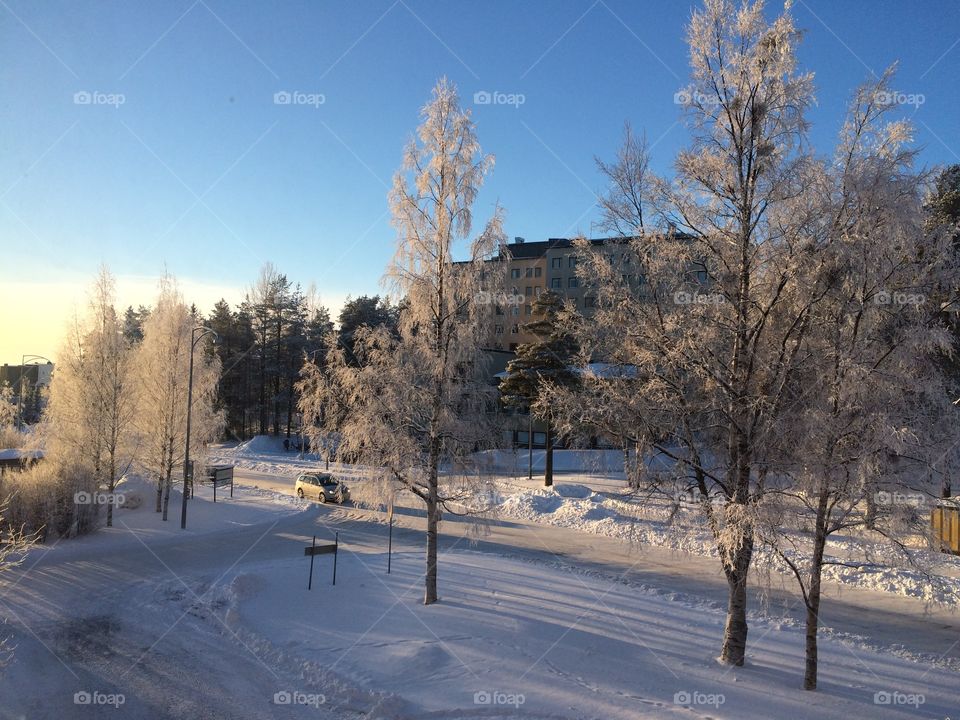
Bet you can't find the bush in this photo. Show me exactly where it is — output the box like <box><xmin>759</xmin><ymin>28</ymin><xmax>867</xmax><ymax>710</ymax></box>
<box><xmin>0</xmin><ymin>461</ymin><xmax>99</xmax><ymax>542</ymax></box>
<box><xmin>0</xmin><ymin>427</ymin><xmax>26</xmax><ymax>450</ymax></box>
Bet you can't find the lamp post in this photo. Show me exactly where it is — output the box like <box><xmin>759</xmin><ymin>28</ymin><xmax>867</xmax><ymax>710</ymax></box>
<box><xmin>16</xmin><ymin>354</ymin><xmax>52</xmax><ymax>430</ymax></box>
<box><xmin>181</xmin><ymin>326</ymin><xmax>218</xmax><ymax>529</ymax></box>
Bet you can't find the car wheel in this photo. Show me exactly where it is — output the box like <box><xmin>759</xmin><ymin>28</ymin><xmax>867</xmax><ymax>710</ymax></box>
<box><xmin>296</xmin><ymin>488</ymin><xmax>304</xmax><ymax>499</ymax></box>
<box><xmin>317</xmin><ymin>492</ymin><xmax>326</xmax><ymax>504</ymax></box>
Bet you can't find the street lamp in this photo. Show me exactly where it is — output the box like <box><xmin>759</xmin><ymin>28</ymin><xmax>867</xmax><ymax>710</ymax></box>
<box><xmin>181</xmin><ymin>326</ymin><xmax>218</xmax><ymax>529</ymax></box>
<box><xmin>16</xmin><ymin>354</ymin><xmax>52</xmax><ymax>430</ymax></box>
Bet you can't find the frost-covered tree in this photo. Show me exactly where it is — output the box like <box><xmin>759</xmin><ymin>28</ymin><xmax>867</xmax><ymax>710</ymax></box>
<box><xmin>550</xmin><ymin>0</ymin><xmax>817</xmax><ymax>666</ymax></box>
<box><xmin>134</xmin><ymin>276</ymin><xmax>222</xmax><ymax>520</ymax></box>
<box><xmin>301</xmin><ymin>77</ymin><xmax>505</xmax><ymax>604</ymax></box>
<box><xmin>757</xmin><ymin>70</ymin><xmax>960</xmax><ymax>690</ymax></box>
<box><xmin>43</xmin><ymin>267</ymin><xmax>137</xmax><ymax>527</ymax></box>
<box><xmin>0</xmin><ymin>383</ymin><xmax>17</xmax><ymax>431</ymax></box>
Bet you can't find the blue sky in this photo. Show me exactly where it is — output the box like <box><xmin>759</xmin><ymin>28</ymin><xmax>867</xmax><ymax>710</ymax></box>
<box><xmin>1</xmin><ymin>0</ymin><xmax>958</xmax><ymax>362</ymax></box>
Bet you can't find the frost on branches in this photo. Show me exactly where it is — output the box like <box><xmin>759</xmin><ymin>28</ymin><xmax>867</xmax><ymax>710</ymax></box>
<box><xmin>134</xmin><ymin>275</ymin><xmax>223</xmax><ymax>521</ymax></box>
<box><xmin>299</xmin><ymin>78</ymin><xmax>506</xmax><ymax>605</ymax></box>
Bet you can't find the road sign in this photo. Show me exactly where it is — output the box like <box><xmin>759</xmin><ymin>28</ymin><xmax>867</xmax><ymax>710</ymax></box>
<box><xmin>305</xmin><ymin>533</ymin><xmax>339</xmax><ymax>589</ymax></box>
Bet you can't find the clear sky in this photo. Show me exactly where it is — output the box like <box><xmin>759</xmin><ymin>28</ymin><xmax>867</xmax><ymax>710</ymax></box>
<box><xmin>2</xmin><ymin>0</ymin><xmax>958</xmax><ymax>363</ymax></box>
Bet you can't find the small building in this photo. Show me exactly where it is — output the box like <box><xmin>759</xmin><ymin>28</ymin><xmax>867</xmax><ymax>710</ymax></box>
<box><xmin>932</xmin><ymin>502</ymin><xmax>960</xmax><ymax>555</ymax></box>
<box><xmin>0</xmin><ymin>448</ymin><xmax>44</xmax><ymax>475</ymax></box>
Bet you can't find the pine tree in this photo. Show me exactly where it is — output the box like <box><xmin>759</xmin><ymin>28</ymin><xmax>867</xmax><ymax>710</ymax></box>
<box><xmin>499</xmin><ymin>291</ymin><xmax>578</xmax><ymax>486</ymax></box>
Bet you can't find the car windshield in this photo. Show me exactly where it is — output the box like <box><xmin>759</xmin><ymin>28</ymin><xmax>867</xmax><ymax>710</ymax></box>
<box><xmin>319</xmin><ymin>475</ymin><xmax>336</xmax><ymax>486</ymax></box>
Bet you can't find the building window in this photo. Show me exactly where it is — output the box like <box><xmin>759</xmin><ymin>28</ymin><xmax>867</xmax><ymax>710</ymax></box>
<box><xmin>568</xmin><ymin>277</ymin><xmax>579</xmax><ymax>288</ymax></box>
<box><xmin>533</xmin><ymin>432</ymin><xmax>546</xmax><ymax>445</ymax></box>
<box><xmin>535</xmin><ymin>286</ymin><xmax>542</xmax><ymax>296</ymax></box>
<box><xmin>568</xmin><ymin>256</ymin><xmax>578</xmax><ymax>268</ymax></box>
<box><xmin>524</xmin><ymin>304</ymin><xmax>532</xmax><ymax>315</ymax></box>
<box><xmin>511</xmin><ymin>306</ymin><xmax>520</xmax><ymax>316</ymax></box>
<box><xmin>495</xmin><ymin>325</ymin><xmax>504</xmax><ymax>334</ymax></box>
<box><xmin>511</xmin><ymin>324</ymin><xmax>519</xmax><ymax>334</ymax></box>
<box><xmin>525</xmin><ymin>267</ymin><xmax>533</xmax><ymax>278</ymax></box>
<box><xmin>534</xmin><ymin>267</ymin><xmax>542</xmax><ymax>278</ymax></box>
<box><xmin>551</xmin><ymin>257</ymin><xmax>562</xmax><ymax>269</ymax></box>
<box><xmin>495</xmin><ymin>306</ymin><xmax>504</xmax><ymax>315</ymax></box>
<box><xmin>511</xmin><ymin>268</ymin><xmax>521</xmax><ymax>279</ymax></box>
<box><xmin>525</xmin><ymin>286</ymin><xmax>533</xmax><ymax>298</ymax></box>
<box><xmin>551</xmin><ymin>278</ymin><xmax>562</xmax><ymax>289</ymax></box>
<box><xmin>516</xmin><ymin>430</ymin><xmax>529</xmax><ymax>444</ymax></box>
<box><xmin>696</xmin><ymin>269</ymin><xmax>708</xmax><ymax>282</ymax></box>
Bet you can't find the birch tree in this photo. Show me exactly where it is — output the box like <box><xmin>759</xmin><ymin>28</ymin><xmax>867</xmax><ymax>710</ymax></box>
<box><xmin>758</xmin><ymin>70</ymin><xmax>960</xmax><ymax>690</ymax></box>
<box><xmin>43</xmin><ymin>267</ymin><xmax>137</xmax><ymax>527</ymax></box>
<box><xmin>134</xmin><ymin>276</ymin><xmax>222</xmax><ymax>520</ymax></box>
<box><xmin>550</xmin><ymin>0</ymin><xmax>817</xmax><ymax>666</ymax></box>
<box><xmin>300</xmin><ymin>78</ymin><xmax>505</xmax><ymax>604</ymax></box>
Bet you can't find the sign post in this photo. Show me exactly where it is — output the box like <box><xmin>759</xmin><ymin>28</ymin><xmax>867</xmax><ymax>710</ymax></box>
<box><xmin>387</xmin><ymin>500</ymin><xmax>394</xmax><ymax>574</ymax></box>
<box><xmin>304</xmin><ymin>535</ymin><xmax>339</xmax><ymax>589</ymax></box>
<box><xmin>307</xmin><ymin>535</ymin><xmax>316</xmax><ymax>590</ymax></box>
<box><xmin>332</xmin><ymin>532</ymin><xmax>338</xmax><ymax>586</ymax></box>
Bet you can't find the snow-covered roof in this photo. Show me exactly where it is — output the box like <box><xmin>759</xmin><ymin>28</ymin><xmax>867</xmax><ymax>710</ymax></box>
<box><xmin>0</xmin><ymin>448</ymin><xmax>44</xmax><ymax>461</ymax></box>
<box><xmin>495</xmin><ymin>363</ymin><xmax>638</xmax><ymax>381</ymax></box>
<box><xmin>577</xmin><ymin>363</ymin><xmax>638</xmax><ymax>379</ymax></box>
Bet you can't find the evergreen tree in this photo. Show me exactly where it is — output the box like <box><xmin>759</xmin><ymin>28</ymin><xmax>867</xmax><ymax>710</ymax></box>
<box><xmin>499</xmin><ymin>291</ymin><xmax>578</xmax><ymax>486</ymax></box>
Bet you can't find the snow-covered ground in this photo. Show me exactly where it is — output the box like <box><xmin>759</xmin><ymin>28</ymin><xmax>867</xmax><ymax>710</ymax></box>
<box><xmin>211</xmin><ymin>438</ymin><xmax>960</xmax><ymax>606</ymax></box>
<box><xmin>3</xmin><ymin>438</ymin><xmax>955</xmax><ymax>718</ymax></box>
<box><xmin>205</xmin><ymin>549</ymin><xmax>958</xmax><ymax>719</ymax></box>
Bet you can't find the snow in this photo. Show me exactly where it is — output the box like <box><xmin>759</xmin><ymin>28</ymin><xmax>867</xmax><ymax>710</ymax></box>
<box><xmin>1</xmin><ymin>458</ymin><xmax>958</xmax><ymax>719</ymax></box>
<box><xmin>495</xmin><ymin>483</ymin><xmax>960</xmax><ymax>605</ymax></box>
<box><xmin>208</xmin><ymin>442</ymin><xmax>960</xmax><ymax>607</ymax></box>
<box><xmin>203</xmin><ymin>549</ymin><xmax>959</xmax><ymax>719</ymax></box>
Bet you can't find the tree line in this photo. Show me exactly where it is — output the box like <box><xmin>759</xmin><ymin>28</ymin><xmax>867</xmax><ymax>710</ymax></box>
<box><xmin>121</xmin><ymin>267</ymin><xmax>400</xmax><ymax>443</ymax></box>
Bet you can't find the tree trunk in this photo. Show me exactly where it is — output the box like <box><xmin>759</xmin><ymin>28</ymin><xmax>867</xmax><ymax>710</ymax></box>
<box><xmin>804</xmin><ymin>485</ymin><xmax>830</xmax><ymax>689</ymax></box>
<box><xmin>155</xmin><ymin>477</ymin><xmax>163</xmax><ymax>513</ymax></box>
<box><xmin>544</xmin><ymin>417</ymin><xmax>554</xmax><ymax>487</ymax></box>
<box><xmin>106</xmin><ymin>454</ymin><xmax>116</xmax><ymax>528</ymax></box>
<box><xmin>803</xmin><ymin>592</ymin><xmax>821</xmax><ymax>689</ymax></box>
<box><xmin>425</xmin><ymin>458</ymin><xmax>440</xmax><ymax>605</ymax></box>
<box><xmin>161</xmin><ymin>467</ymin><xmax>172</xmax><ymax>521</ymax></box>
<box><xmin>719</xmin><ymin>535</ymin><xmax>753</xmax><ymax>665</ymax></box>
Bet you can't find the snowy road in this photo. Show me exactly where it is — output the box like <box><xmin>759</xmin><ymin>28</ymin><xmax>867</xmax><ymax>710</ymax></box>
<box><xmin>0</xmin><ymin>474</ymin><xmax>958</xmax><ymax>718</ymax></box>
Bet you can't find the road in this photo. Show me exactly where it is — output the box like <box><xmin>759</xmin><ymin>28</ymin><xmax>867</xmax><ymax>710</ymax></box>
<box><xmin>0</xmin><ymin>468</ymin><xmax>957</xmax><ymax>719</ymax></box>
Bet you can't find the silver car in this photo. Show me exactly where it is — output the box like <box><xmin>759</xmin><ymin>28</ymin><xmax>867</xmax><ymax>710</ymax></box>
<box><xmin>295</xmin><ymin>473</ymin><xmax>349</xmax><ymax>504</ymax></box>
